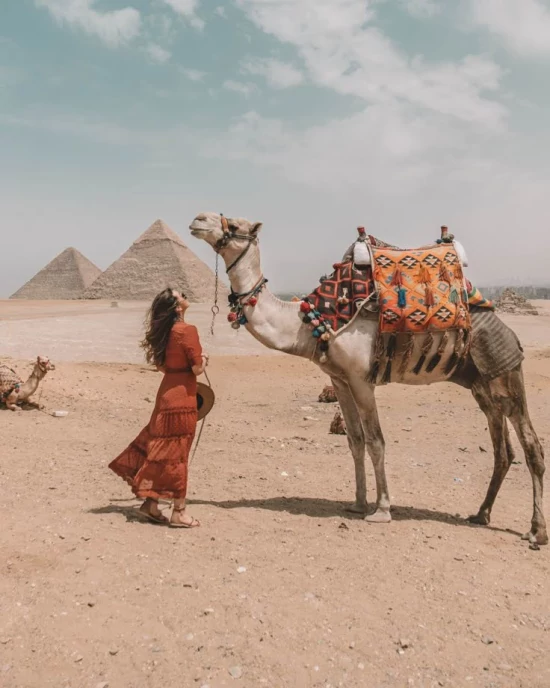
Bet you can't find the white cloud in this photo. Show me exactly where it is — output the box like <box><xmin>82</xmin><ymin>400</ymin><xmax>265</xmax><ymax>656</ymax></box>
<box><xmin>236</xmin><ymin>0</ymin><xmax>505</xmax><ymax>127</ymax></box>
<box><xmin>468</xmin><ymin>0</ymin><xmax>550</xmax><ymax>57</ymax></box>
<box><xmin>223</xmin><ymin>80</ymin><xmax>257</xmax><ymax>97</ymax></box>
<box><xmin>215</xmin><ymin>6</ymin><xmax>227</xmax><ymax>18</ymax></box>
<box><xmin>401</xmin><ymin>0</ymin><xmax>441</xmax><ymax>18</ymax></box>
<box><xmin>180</xmin><ymin>67</ymin><xmax>207</xmax><ymax>81</ymax></box>
<box><xmin>161</xmin><ymin>0</ymin><xmax>204</xmax><ymax>29</ymax></box>
<box><xmin>35</xmin><ymin>0</ymin><xmax>141</xmax><ymax>47</ymax></box>
<box><xmin>146</xmin><ymin>43</ymin><xmax>171</xmax><ymax>63</ymax></box>
<box><xmin>242</xmin><ymin>58</ymin><xmax>303</xmax><ymax>88</ymax></box>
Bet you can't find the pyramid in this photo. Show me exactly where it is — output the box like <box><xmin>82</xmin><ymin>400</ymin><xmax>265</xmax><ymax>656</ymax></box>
<box><xmin>83</xmin><ymin>219</ymin><xmax>225</xmax><ymax>302</ymax></box>
<box><xmin>10</xmin><ymin>247</ymin><xmax>102</xmax><ymax>300</ymax></box>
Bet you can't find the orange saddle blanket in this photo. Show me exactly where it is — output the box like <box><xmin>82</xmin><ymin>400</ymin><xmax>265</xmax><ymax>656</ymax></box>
<box><xmin>371</xmin><ymin>244</ymin><xmax>470</xmax><ymax>334</ymax></box>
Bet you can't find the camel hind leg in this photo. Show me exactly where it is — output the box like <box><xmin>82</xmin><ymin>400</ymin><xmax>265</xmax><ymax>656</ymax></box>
<box><xmin>490</xmin><ymin>367</ymin><xmax>547</xmax><ymax>545</ymax></box>
<box><xmin>330</xmin><ymin>377</ymin><xmax>368</xmax><ymax>513</ymax></box>
<box><xmin>468</xmin><ymin>379</ymin><xmax>514</xmax><ymax>526</ymax></box>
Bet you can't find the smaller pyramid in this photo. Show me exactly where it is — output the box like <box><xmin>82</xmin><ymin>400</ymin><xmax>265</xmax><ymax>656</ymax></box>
<box><xmin>10</xmin><ymin>247</ymin><xmax>102</xmax><ymax>300</ymax></box>
<box><xmin>83</xmin><ymin>219</ymin><xmax>226</xmax><ymax>302</ymax></box>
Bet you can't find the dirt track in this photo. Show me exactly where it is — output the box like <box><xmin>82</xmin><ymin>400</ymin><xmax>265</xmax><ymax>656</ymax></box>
<box><xmin>1</xmin><ymin>301</ymin><xmax>549</xmax><ymax>687</ymax></box>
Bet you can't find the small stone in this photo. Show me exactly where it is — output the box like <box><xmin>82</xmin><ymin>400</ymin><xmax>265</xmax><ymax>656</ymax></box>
<box><xmin>349</xmin><ymin>641</ymin><xmax>355</xmax><ymax>649</ymax></box>
<box><xmin>96</xmin><ymin>683</ymin><xmax>109</xmax><ymax>688</ymax></box>
<box><xmin>237</xmin><ymin>567</ymin><xmax>247</xmax><ymax>574</ymax></box>
<box><xmin>303</xmin><ymin>416</ymin><xmax>317</xmax><ymax>421</ymax></box>
<box><xmin>109</xmin><ymin>649</ymin><xmax>119</xmax><ymax>656</ymax></box>
<box><xmin>229</xmin><ymin>666</ymin><xmax>243</xmax><ymax>679</ymax></box>
<box><xmin>357</xmin><ymin>663</ymin><xmax>365</xmax><ymax>670</ymax></box>
<box><xmin>203</xmin><ymin>608</ymin><xmax>214</xmax><ymax>615</ymax></box>
<box><xmin>498</xmin><ymin>664</ymin><xmax>512</xmax><ymax>672</ymax></box>
<box><xmin>399</xmin><ymin>638</ymin><xmax>411</xmax><ymax>649</ymax></box>
<box><xmin>0</xmin><ymin>639</ymin><xmax>11</xmax><ymax>645</ymax></box>
<box><xmin>280</xmin><ymin>472</ymin><xmax>289</xmax><ymax>477</ymax></box>
<box><xmin>74</xmin><ymin>654</ymin><xmax>83</xmax><ymax>663</ymax></box>
<box><xmin>87</xmin><ymin>601</ymin><xmax>96</xmax><ymax>608</ymax></box>
<box><xmin>481</xmin><ymin>636</ymin><xmax>495</xmax><ymax>645</ymax></box>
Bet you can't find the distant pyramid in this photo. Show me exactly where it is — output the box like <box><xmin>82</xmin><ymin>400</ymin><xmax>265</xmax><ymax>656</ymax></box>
<box><xmin>83</xmin><ymin>219</ymin><xmax>225</xmax><ymax>301</ymax></box>
<box><xmin>10</xmin><ymin>247</ymin><xmax>102</xmax><ymax>300</ymax></box>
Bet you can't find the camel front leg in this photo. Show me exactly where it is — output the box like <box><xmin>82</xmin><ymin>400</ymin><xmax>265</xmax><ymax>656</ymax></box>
<box><xmin>330</xmin><ymin>377</ymin><xmax>367</xmax><ymax>513</ymax></box>
<box><xmin>4</xmin><ymin>390</ymin><xmax>20</xmax><ymax>411</ymax></box>
<box><xmin>348</xmin><ymin>380</ymin><xmax>390</xmax><ymax>523</ymax></box>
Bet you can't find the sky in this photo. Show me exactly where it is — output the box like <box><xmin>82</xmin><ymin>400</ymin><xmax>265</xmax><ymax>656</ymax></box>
<box><xmin>1</xmin><ymin>0</ymin><xmax>550</xmax><ymax>298</ymax></box>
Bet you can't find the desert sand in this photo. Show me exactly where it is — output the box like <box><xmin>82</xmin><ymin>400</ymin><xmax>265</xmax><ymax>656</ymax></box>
<box><xmin>1</xmin><ymin>300</ymin><xmax>549</xmax><ymax>688</ymax></box>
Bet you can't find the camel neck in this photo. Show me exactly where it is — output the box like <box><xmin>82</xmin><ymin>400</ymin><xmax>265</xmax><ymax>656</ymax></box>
<box><xmin>223</xmin><ymin>244</ymin><xmax>315</xmax><ymax>359</ymax></box>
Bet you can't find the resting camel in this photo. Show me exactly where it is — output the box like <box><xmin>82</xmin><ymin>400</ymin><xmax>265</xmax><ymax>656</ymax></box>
<box><xmin>189</xmin><ymin>212</ymin><xmax>547</xmax><ymax>546</ymax></box>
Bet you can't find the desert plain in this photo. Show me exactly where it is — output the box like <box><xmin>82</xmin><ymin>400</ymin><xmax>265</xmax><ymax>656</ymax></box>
<box><xmin>1</xmin><ymin>299</ymin><xmax>549</xmax><ymax>688</ymax></box>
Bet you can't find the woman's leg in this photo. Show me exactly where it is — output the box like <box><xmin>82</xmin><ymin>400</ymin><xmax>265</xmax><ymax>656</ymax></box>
<box><xmin>170</xmin><ymin>498</ymin><xmax>200</xmax><ymax>528</ymax></box>
<box><xmin>139</xmin><ymin>497</ymin><xmax>168</xmax><ymax>522</ymax></box>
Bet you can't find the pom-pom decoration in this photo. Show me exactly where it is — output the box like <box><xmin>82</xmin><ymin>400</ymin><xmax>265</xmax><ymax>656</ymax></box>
<box><xmin>228</xmin><ymin>312</ymin><xmax>238</xmax><ymax>322</ymax></box>
<box><xmin>300</xmin><ymin>301</ymin><xmax>312</xmax><ymax>313</ymax></box>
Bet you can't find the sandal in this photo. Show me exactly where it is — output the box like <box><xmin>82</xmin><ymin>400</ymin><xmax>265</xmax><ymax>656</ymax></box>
<box><xmin>169</xmin><ymin>506</ymin><xmax>200</xmax><ymax>529</ymax></box>
<box><xmin>138</xmin><ymin>501</ymin><xmax>169</xmax><ymax>525</ymax></box>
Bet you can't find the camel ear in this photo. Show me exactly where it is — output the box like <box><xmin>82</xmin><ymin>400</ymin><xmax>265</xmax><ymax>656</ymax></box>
<box><xmin>251</xmin><ymin>222</ymin><xmax>263</xmax><ymax>235</ymax></box>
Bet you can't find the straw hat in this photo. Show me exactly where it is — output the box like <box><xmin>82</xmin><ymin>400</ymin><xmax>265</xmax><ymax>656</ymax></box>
<box><xmin>196</xmin><ymin>382</ymin><xmax>215</xmax><ymax>420</ymax></box>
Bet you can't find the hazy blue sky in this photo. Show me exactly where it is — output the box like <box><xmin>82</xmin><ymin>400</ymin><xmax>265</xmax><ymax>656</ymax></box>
<box><xmin>2</xmin><ymin>0</ymin><xmax>550</xmax><ymax>297</ymax></box>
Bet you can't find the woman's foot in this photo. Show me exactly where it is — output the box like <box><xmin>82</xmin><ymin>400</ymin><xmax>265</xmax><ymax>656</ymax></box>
<box><xmin>170</xmin><ymin>507</ymin><xmax>200</xmax><ymax>529</ymax></box>
<box><xmin>139</xmin><ymin>498</ymin><xmax>169</xmax><ymax>524</ymax></box>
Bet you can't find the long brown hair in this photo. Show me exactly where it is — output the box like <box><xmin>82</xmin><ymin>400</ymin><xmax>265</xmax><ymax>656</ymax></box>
<box><xmin>141</xmin><ymin>288</ymin><xmax>184</xmax><ymax>367</ymax></box>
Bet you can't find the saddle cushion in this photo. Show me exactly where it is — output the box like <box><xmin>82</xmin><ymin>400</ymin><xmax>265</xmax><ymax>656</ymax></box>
<box><xmin>370</xmin><ymin>244</ymin><xmax>471</xmax><ymax>334</ymax></box>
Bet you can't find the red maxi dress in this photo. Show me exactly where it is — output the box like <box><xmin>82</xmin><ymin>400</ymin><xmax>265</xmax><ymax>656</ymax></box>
<box><xmin>109</xmin><ymin>322</ymin><xmax>202</xmax><ymax>500</ymax></box>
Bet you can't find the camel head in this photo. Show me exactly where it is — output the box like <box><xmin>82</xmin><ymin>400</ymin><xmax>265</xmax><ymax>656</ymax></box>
<box><xmin>189</xmin><ymin>212</ymin><xmax>263</xmax><ymax>265</ymax></box>
<box><xmin>36</xmin><ymin>356</ymin><xmax>55</xmax><ymax>374</ymax></box>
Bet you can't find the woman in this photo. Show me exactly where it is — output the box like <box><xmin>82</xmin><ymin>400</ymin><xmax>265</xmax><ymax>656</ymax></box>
<box><xmin>109</xmin><ymin>288</ymin><xmax>208</xmax><ymax>527</ymax></box>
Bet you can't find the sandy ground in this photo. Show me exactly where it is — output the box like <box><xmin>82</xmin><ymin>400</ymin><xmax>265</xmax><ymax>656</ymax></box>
<box><xmin>1</xmin><ymin>301</ymin><xmax>550</xmax><ymax>688</ymax></box>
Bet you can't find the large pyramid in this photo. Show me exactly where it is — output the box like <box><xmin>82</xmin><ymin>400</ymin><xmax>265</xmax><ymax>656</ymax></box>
<box><xmin>83</xmin><ymin>219</ymin><xmax>225</xmax><ymax>301</ymax></box>
<box><xmin>10</xmin><ymin>247</ymin><xmax>102</xmax><ymax>300</ymax></box>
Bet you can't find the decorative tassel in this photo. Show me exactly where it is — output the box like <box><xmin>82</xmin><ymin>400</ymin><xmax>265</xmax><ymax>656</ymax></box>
<box><xmin>413</xmin><ymin>332</ymin><xmax>434</xmax><ymax>375</ymax></box>
<box><xmin>439</xmin><ymin>263</ymin><xmax>452</xmax><ymax>283</ymax></box>
<box><xmin>390</xmin><ymin>268</ymin><xmax>403</xmax><ymax>287</ymax></box>
<box><xmin>386</xmin><ymin>333</ymin><xmax>397</xmax><ymax>360</ymax></box>
<box><xmin>424</xmin><ymin>284</ymin><xmax>435</xmax><ymax>307</ymax></box>
<box><xmin>320</xmin><ymin>353</ymin><xmax>328</xmax><ymax>363</ymax></box>
<box><xmin>382</xmin><ymin>359</ymin><xmax>392</xmax><ymax>384</ymax></box>
<box><xmin>426</xmin><ymin>331</ymin><xmax>449</xmax><ymax>373</ymax></box>
<box><xmin>368</xmin><ymin>361</ymin><xmax>381</xmax><ymax>384</ymax></box>
<box><xmin>368</xmin><ymin>334</ymin><xmax>385</xmax><ymax>384</ymax></box>
<box><xmin>418</xmin><ymin>265</ymin><xmax>431</xmax><ymax>284</ymax></box>
<box><xmin>444</xmin><ymin>328</ymin><xmax>464</xmax><ymax>375</ymax></box>
<box><xmin>399</xmin><ymin>334</ymin><xmax>415</xmax><ymax>376</ymax></box>
<box><xmin>397</xmin><ymin>286</ymin><xmax>407</xmax><ymax>308</ymax></box>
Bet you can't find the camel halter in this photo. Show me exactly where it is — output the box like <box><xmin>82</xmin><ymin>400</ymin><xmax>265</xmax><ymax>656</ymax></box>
<box><xmin>210</xmin><ymin>214</ymin><xmax>262</xmax><ymax>335</ymax></box>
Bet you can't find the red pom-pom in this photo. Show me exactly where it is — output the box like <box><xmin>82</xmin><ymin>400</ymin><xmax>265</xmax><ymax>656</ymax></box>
<box><xmin>248</xmin><ymin>297</ymin><xmax>258</xmax><ymax>307</ymax></box>
<box><xmin>228</xmin><ymin>312</ymin><xmax>238</xmax><ymax>322</ymax></box>
<box><xmin>300</xmin><ymin>301</ymin><xmax>311</xmax><ymax>313</ymax></box>
<box><xmin>357</xmin><ymin>226</ymin><xmax>366</xmax><ymax>235</ymax></box>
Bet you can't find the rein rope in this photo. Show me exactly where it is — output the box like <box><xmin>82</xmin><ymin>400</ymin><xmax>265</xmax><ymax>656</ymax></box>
<box><xmin>189</xmin><ymin>368</ymin><xmax>212</xmax><ymax>466</ymax></box>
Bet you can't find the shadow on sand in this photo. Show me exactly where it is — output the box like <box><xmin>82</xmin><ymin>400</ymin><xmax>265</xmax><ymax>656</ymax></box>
<box><xmin>89</xmin><ymin>496</ymin><xmax>521</xmax><ymax>538</ymax></box>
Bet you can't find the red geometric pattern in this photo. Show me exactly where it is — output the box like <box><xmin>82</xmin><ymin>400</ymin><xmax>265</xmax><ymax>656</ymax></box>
<box><xmin>305</xmin><ymin>262</ymin><xmax>374</xmax><ymax>332</ymax></box>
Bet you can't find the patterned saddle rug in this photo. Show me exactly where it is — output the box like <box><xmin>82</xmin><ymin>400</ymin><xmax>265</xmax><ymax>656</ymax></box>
<box><xmin>304</xmin><ymin>262</ymin><xmax>373</xmax><ymax>332</ymax></box>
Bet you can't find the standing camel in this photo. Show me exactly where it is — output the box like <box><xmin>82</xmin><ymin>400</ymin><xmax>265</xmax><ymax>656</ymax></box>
<box><xmin>189</xmin><ymin>212</ymin><xmax>547</xmax><ymax>546</ymax></box>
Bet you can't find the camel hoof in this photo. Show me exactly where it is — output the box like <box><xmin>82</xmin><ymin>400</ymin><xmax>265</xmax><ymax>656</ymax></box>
<box><xmin>365</xmin><ymin>509</ymin><xmax>391</xmax><ymax>524</ymax></box>
<box><xmin>467</xmin><ymin>512</ymin><xmax>490</xmax><ymax>526</ymax></box>
<box><xmin>345</xmin><ymin>502</ymin><xmax>368</xmax><ymax>515</ymax></box>
<box><xmin>522</xmin><ymin>530</ymin><xmax>548</xmax><ymax>546</ymax></box>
